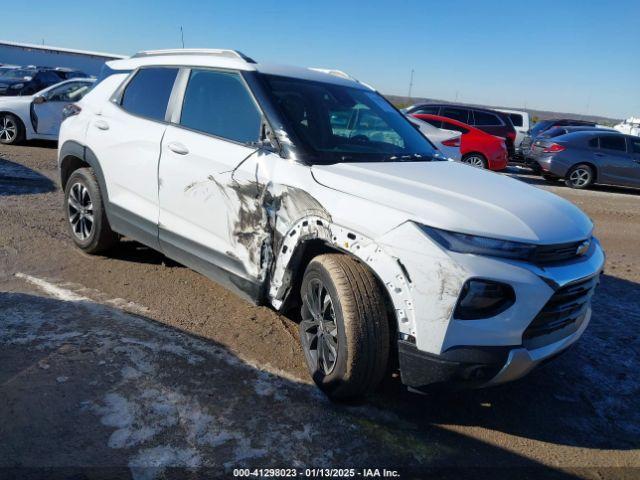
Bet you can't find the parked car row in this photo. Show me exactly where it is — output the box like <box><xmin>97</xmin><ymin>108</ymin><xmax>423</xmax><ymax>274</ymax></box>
<box><xmin>0</xmin><ymin>77</ymin><xmax>95</xmax><ymax>144</ymax></box>
<box><xmin>0</xmin><ymin>65</ymin><xmax>89</xmax><ymax>96</ymax></box>
<box><xmin>53</xmin><ymin>49</ymin><xmax>604</xmax><ymax>400</ymax></box>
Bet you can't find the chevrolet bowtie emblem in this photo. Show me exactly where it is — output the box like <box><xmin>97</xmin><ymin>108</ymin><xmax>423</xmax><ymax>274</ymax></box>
<box><xmin>576</xmin><ymin>239</ymin><xmax>591</xmax><ymax>256</ymax></box>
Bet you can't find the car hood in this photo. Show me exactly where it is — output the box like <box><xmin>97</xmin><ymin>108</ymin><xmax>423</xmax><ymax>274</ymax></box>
<box><xmin>311</xmin><ymin>161</ymin><xmax>593</xmax><ymax>244</ymax></box>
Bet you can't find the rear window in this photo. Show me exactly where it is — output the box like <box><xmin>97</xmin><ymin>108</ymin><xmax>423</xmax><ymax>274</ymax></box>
<box><xmin>542</xmin><ymin>127</ymin><xmax>567</xmax><ymax>138</ymax></box>
<box><xmin>530</xmin><ymin>120</ymin><xmax>554</xmax><ymax>137</ymax></box>
<box><xmin>473</xmin><ymin>111</ymin><xmax>502</xmax><ymax>126</ymax></box>
<box><xmin>508</xmin><ymin>113</ymin><xmax>523</xmax><ymax>127</ymax></box>
<box><xmin>121</xmin><ymin>67</ymin><xmax>178</xmax><ymax>121</ymax></box>
<box><xmin>441</xmin><ymin>120</ymin><xmax>469</xmax><ymax>134</ymax></box>
<box><xmin>598</xmin><ymin>135</ymin><xmax>626</xmax><ymax>152</ymax></box>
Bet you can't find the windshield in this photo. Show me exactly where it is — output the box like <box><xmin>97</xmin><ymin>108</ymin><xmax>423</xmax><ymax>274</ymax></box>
<box><xmin>0</xmin><ymin>69</ymin><xmax>36</xmax><ymax>80</ymax></box>
<box><xmin>530</xmin><ymin>120</ymin><xmax>554</xmax><ymax>137</ymax></box>
<box><xmin>261</xmin><ymin>74</ymin><xmax>437</xmax><ymax>164</ymax></box>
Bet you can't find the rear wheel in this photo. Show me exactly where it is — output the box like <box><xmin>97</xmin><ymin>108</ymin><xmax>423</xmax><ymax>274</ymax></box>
<box><xmin>64</xmin><ymin>168</ymin><xmax>118</xmax><ymax>254</ymax></box>
<box><xmin>565</xmin><ymin>164</ymin><xmax>594</xmax><ymax>189</ymax></box>
<box><xmin>299</xmin><ymin>254</ymin><xmax>389</xmax><ymax>400</ymax></box>
<box><xmin>462</xmin><ymin>153</ymin><xmax>488</xmax><ymax>169</ymax></box>
<box><xmin>0</xmin><ymin>113</ymin><xmax>24</xmax><ymax>145</ymax></box>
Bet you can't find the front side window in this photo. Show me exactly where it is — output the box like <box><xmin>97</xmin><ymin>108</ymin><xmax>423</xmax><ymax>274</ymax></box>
<box><xmin>631</xmin><ymin>138</ymin><xmax>640</xmax><ymax>154</ymax></box>
<box><xmin>441</xmin><ymin>107</ymin><xmax>469</xmax><ymax>123</ymax></box>
<box><xmin>509</xmin><ymin>113</ymin><xmax>523</xmax><ymax>127</ymax></box>
<box><xmin>473</xmin><ymin>111</ymin><xmax>502</xmax><ymax>126</ymax></box>
<box><xmin>598</xmin><ymin>135</ymin><xmax>626</xmax><ymax>152</ymax></box>
<box><xmin>179</xmin><ymin>69</ymin><xmax>262</xmax><ymax>144</ymax></box>
<box><xmin>262</xmin><ymin>74</ymin><xmax>437</xmax><ymax>164</ymax></box>
<box><xmin>121</xmin><ymin>67</ymin><xmax>178</xmax><ymax>121</ymax></box>
<box><xmin>46</xmin><ymin>82</ymin><xmax>92</xmax><ymax>102</ymax></box>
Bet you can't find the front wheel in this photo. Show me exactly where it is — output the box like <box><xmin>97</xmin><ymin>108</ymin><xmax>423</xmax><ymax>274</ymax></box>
<box><xmin>462</xmin><ymin>153</ymin><xmax>488</xmax><ymax>169</ymax></box>
<box><xmin>565</xmin><ymin>164</ymin><xmax>594</xmax><ymax>189</ymax></box>
<box><xmin>64</xmin><ymin>168</ymin><xmax>118</xmax><ymax>254</ymax></box>
<box><xmin>299</xmin><ymin>254</ymin><xmax>389</xmax><ymax>400</ymax></box>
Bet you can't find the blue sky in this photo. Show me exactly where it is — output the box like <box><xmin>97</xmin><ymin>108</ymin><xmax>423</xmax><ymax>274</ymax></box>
<box><xmin>4</xmin><ymin>0</ymin><xmax>639</xmax><ymax>118</ymax></box>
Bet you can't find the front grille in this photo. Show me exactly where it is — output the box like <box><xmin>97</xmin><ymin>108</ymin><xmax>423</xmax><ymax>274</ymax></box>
<box><xmin>524</xmin><ymin>276</ymin><xmax>598</xmax><ymax>341</ymax></box>
<box><xmin>531</xmin><ymin>240</ymin><xmax>587</xmax><ymax>264</ymax></box>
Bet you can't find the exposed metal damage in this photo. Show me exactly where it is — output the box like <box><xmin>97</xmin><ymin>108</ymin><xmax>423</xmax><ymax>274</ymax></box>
<box><xmin>180</xmin><ymin>170</ymin><xmax>421</xmax><ymax>340</ymax></box>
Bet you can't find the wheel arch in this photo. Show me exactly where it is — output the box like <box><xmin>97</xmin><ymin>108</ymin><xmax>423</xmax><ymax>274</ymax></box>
<box><xmin>59</xmin><ymin>141</ymin><xmax>110</xmax><ymax>198</ymax></box>
<box><xmin>271</xmin><ymin>234</ymin><xmax>400</xmax><ymax>352</ymax></box>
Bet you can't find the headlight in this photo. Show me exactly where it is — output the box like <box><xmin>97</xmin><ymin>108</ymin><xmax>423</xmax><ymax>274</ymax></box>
<box><xmin>10</xmin><ymin>83</ymin><xmax>24</xmax><ymax>89</ymax></box>
<box><xmin>419</xmin><ymin>225</ymin><xmax>537</xmax><ymax>260</ymax></box>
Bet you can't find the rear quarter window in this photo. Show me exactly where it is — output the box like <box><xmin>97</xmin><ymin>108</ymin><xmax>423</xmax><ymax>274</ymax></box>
<box><xmin>508</xmin><ymin>113</ymin><xmax>523</xmax><ymax>127</ymax></box>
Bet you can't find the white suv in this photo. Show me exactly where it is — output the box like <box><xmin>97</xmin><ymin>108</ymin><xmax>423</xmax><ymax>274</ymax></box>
<box><xmin>58</xmin><ymin>49</ymin><xmax>605</xmax><ymax>399</ymax></box>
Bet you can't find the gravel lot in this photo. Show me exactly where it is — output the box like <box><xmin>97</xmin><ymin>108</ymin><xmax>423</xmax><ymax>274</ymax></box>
<box><xmin>0</xmin><ymin>142</ymin><xmax>638</xmax><ymax>479</ymax></box>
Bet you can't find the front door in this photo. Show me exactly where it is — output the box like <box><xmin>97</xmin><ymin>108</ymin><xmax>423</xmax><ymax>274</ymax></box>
<box><xmin>594</xmin><ymin>135</ymin><xmax>639</xmax><ymax>187</ymax></box>
<box><xmin>158</xmin><ymin>68</ymin><xmax>269</xmax><ymax>297</ymax></box>
<box><xmin>33</xmin><ymin>81</ymin><xmax>92</xmax><ymax>136</ymax></box>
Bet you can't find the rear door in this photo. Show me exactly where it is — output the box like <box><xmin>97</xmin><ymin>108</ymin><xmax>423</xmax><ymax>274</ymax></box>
<box><xmin>440</xmin><ymin>106</ymin><xmax>470</xmax><ymax>124</ymax></box>
<box><xmin>84</xmin><ymin>66</ymin><xmax>179</xmax><ymax>248</ymax></box>
<box><xmin>32</xmin><ymin>81</ymin><xmax>92</xmax><ymax>136</ymax></box>
<box><xmin>592</xmin><ymin>134</ymin><xmax>637</xmax><ymax>186</ymax></box>
<box><xmin>158</xmin><ymin>67</ymin><xmax>269</xmax><ymax>290</ymax></box>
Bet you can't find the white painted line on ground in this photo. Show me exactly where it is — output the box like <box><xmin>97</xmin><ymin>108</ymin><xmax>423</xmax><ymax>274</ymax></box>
<box><xmin>14</xmin><ymin>272</ymin><xmax>311</xmax><ymax>385</ymax></box>
<box><xmin>15</xmin><ymin>272</ymin><xmax>89</xmax><ymax>302</ymax></box>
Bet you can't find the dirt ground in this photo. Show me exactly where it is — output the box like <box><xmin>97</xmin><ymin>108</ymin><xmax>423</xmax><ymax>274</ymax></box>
<box><xmin>0</xmin><ymin>142</ymin><xmax>638</xmax><ymax>479</ymax></box>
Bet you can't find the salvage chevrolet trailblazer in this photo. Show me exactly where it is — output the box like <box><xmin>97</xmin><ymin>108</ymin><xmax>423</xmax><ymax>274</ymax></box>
<box><xmin>58</xmin><ymin>49</ymin><xmax>605</xmax><ymax>399</ymax></box>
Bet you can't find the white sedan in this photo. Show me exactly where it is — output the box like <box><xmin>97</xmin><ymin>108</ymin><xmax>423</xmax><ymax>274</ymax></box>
<box><xmin>406</xmin><ymin>115</ymin><xmax>462</xmax><ymax>161</ymax></box>
<box><xmin>0</xmin><ymin>78</ymin><xmax>95</xmax><ymax>145</ymax></box>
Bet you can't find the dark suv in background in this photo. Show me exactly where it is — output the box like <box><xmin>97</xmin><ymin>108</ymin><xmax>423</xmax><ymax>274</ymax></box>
<box><xmin>0</xmin><ymin>67</ymin><xmax>87</xmax><ymax>96</ymax></box>
<box><xmin>404</xmin><ymin>103</ymin><xmax>517</xmax><ymax>158</ymax></box>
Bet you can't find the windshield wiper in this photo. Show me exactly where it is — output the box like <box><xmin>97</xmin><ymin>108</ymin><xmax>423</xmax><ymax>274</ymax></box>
<box><xmin>385</xmin><ymin>153</ymin><xmax>430</xmax><ymax>162</ymax></box>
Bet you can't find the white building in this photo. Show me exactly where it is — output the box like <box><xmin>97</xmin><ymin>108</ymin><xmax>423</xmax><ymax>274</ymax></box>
<box><xmin>0</xmin><ymin>40</ymin><xmax>125</xmax><ymax>76</ymax></box>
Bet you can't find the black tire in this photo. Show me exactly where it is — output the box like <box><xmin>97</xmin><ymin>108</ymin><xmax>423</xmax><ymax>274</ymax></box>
<box><xmin>64</xmin><ymin>168</ymin><xmax>118</xmax><ymax>254</ymax></box>
<box><xmin>462</xmin><ymin>153</ymin><xmax>488</xmax><ymax>169</ymax></box>
<box><xmin>0</xmin><ymin>112</ymin><xmax>25</xmax><ymax>145</ymax></box>
<box><xmin>565</xmin><ymin>164</ymin><xmax>594</xmax><ymax>189</ymax></box>
<box><xmin>299</xmin><ymin>254</ymin><xmax>390</xmax><ymax>400</ymax></box>
<box><xmin>542</xmin><ymin>174</ymin><xmax>559</xmax><ymax>183</ymax></box>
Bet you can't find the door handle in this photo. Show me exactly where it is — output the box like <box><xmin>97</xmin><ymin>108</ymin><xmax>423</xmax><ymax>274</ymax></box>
<box><xmin>594</xmin><ymin>153</ymin><xmax>605</xmax><ymax>158</ymax></box>
<box><xmin>94</xmin><ymin>119</ymin><xmax>109</xmax><ymax>131</ymax></box>
<box><xmin>167</xmin><ymin>142</ymin><xmax>189</xmax><ymax>155</ymax></box>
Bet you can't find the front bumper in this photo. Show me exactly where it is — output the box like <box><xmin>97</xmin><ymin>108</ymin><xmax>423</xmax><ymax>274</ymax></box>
<box><xmin>399</xmin><ymin>306</ymin><xmax>592</xmax><ymax>391</ymax></box>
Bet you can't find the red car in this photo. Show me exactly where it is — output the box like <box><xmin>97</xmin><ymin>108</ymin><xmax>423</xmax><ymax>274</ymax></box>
<box><xmin>412</xmin><ymin>114</ymin><xmax>508</xmax><ymax>171</ymax></box>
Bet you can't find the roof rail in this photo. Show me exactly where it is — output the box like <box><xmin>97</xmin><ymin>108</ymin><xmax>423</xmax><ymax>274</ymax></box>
<box><xmin>131</xmin><ymin>48</ymin><xmax>256</xmax><ymax>63</ymax></box>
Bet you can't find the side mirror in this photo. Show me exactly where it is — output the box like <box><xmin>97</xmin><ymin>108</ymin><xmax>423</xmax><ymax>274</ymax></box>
<box><xmin>33</xmin><ymin>95</ymin><xmax>46</xmax><ymax>105</ymax></box>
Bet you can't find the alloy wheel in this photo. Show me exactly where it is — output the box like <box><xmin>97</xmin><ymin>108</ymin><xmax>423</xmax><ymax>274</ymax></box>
<box><xmin>465</xmin><ymin>156</ymin><xmax>486</xmax><ymax>168</ymax></box>
<box><xmin>301</xmin><ymin>279</ymin><xmax>339</xmax><ymax>375</ymax></box>
<box><xmin>0</xmin><ymin>116</ymin><xmax>17</xmax><ymax>143</ymax></box>
<box><xmin>67</xmin><ymin>182</ymin><xmax>94</xmax><ymax>240</ymax></box>
<box><xmin>569</xmin><ymin>168</ymin><xmax>591</xmax><ymax>187</ymax></box>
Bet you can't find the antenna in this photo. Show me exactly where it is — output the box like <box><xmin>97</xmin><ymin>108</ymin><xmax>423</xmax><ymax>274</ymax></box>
<box><xmin>180</xmin><ymin>26</ymin><xmax>185</xmax><ymax>49</ymax></box>
<box><xmin>407</xmin><ymin>69</ymin><xmax>414</xmax><ymax>99</ymax></box>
